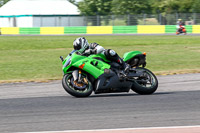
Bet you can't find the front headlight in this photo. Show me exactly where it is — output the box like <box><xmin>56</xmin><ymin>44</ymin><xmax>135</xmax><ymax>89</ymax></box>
<box><xmin>64</xmin><ymin>57</ymin><xmax>71</xmax><ymax>67</ymax></box>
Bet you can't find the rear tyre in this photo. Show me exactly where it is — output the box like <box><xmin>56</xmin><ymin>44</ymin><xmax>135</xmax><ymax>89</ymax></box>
<box><xmin>62</xmin><ymin>73</ymin><xmax>93</xmax><ymax>98</ymax></box>
<box><xmin>131</xmin><ymin>67</ymin><xmax>158</xmax><ymax>95</ymax></box>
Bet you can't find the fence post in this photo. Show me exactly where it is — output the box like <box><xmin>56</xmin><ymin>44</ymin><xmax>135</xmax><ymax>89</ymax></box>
<box><xmin>58</xmin><ymin>17</ymin><xmax>62</xmax><ymax>26</ymax></box>
<box><xmin>193</xmin><ymin>13</ymin><xmax>196</xmax><ymax>25</ymax></box>
<box><xmin>143</xmin><ymin>14</ymin><xmax>146</xmax><ymax>25</ymax></box>
<box><xmin>83</xmin><ymin>16</ymin><xmax>87</xmax><ymax>26</ymax></box>
<box><xmin>112</xmin><ymin>15</ymin><xmax>115</xmax><ymax>26</ymax></box>
<box><xmin>159</xmin><ymin>13</ymin><xmax>162</xmax><ymax>25</ymax></box>
<box><xmin>40</xmin><ymin>17</ymin><xmax>43</xmax><ymax>27</ymax></box>
<box><xmin>55</xmin><ymin>17</ymin><xmax>57</xmax><ymax>26</ymax></box>
<box><xmin>68</xmin><ymin>16</ymin><xmax>70</xmax><ymax>26</ymax></box>
<box><xmin>97</xmin><ymin>15</ymin><xmax>100</xmax><ymax>26</ymax></box>
<box><xmin>127</xmin><ymin>14</ymin><xmax>130</xmax><ymax>25</ymax></box>
<box><xmin>176</xmin><ymin>12</ymin><xmax>179</xmax><ymax>20</ymax></box>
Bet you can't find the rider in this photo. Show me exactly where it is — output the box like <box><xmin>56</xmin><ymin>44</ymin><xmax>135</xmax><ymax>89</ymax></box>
<box><xmin>176</xmin><ymin>19</ymin><xmax>185</xmax><ymax>33</ymax></box>
<box><xmin>73</xmin><ymin>37</ymin><xmax>129</xmax><ymax>72</ymax></box>
<box><xmin>176</xmin><ymin>19</ymin><xmax>183</xmax><ymax>26</ymax></box>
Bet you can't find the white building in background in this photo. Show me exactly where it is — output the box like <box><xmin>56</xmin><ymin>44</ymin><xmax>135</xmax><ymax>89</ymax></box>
<box><xmin>0</xmin><ymin>0</ymin><xmax>84</xmax><ymax>27</ymax></box>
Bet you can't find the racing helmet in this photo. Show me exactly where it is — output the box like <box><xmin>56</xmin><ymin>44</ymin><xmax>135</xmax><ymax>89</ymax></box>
<box><xmin>73</xmin><ymin>37</ymin><xmax>89</xmax><ymax>53</ymax></box>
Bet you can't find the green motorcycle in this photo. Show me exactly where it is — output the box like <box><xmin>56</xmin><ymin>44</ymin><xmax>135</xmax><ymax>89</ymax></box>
<box><xmin>60</xmin><ymin>50</ymin><xmax>158</xmax><ymax>97</ymax></box>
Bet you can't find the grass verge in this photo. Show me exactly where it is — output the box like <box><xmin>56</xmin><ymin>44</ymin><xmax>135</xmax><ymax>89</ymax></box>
<box><xmin>0</xmin><ymin>35</ymin><xmax>200</xmax><ymax>83</ymax></box>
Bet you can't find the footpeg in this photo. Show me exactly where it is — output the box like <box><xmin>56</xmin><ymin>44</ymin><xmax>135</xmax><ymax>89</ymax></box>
<box><xmin>118</xmin><ymin>71</ymin><xmax>127</xmax><ymax>81</ymax></box>
<box><xmin>124</xmin><ymin>64</ymin><xmax>130</xmax><ymax>73</ymax></box>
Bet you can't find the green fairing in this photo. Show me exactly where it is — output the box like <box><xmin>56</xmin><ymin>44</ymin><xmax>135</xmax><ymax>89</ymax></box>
<box><xmin>89</xmin><ymin>54</ymin><xmax>111</xmax><ymax>62</ymax></box>
<box><xmin>62</xmin><ymin>50</ymin><xmax>143</xmax><ymax>79</ymax></box>
<box><xmin>62</xmin><ymin>52</ymin><xmax>110</xmax><ymax>79</ymax></box>
<box><xmin>123</xmin><ymin>51</ymin><xmax>142</xmax><ymax>62</ymax></box>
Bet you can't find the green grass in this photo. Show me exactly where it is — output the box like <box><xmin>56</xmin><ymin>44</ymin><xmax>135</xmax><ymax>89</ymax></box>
<box><xmin>0</xmin><ymin>35</ymin><xmax>200</xmax><ymax>82</ymax></box>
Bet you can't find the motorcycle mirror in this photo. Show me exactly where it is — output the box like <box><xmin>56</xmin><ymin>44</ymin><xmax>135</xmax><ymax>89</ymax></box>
<box><xmin>60</xmin><ymin>56</ymin><xmax>64</xmax><ymax>62</ymax></box>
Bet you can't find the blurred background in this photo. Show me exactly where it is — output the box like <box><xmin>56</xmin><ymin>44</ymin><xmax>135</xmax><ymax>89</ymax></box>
<box><xmin>0</xmin><ymin>0</ymin><xmax>200</xmax><ymax>82</ymax></box>
<box><xmin>0</xmin><ymin>0</ymin><xmax>200</xmax><ymax>27</ymax></box>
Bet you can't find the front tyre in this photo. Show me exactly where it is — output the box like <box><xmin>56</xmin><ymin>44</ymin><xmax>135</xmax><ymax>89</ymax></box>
<box><xmin>62</xmin><ymin>73</ymin><xmax>93</xmax><ymax>98</ymax></box>
<box><xmin>131</xmin><ymin>67</ymin><xmax>158</xmax><ymax>95</ymax></box>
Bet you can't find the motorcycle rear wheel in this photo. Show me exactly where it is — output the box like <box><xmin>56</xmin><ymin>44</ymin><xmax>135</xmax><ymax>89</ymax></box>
<box><xmin>62</xmin><ymin>73</ymin><xmax>93</xmax><ymax>97</ymax></box>
<box><xmin>131</xmin><ymin>67</ymin><xmax>158</xmax><ymax>95</ymax></box>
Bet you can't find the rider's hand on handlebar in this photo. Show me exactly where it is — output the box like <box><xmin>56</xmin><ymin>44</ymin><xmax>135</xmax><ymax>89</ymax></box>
<box><xmin>85</xmin><ymin>49</ymin><xmax>92</xmax><ymax>55</ymax></box>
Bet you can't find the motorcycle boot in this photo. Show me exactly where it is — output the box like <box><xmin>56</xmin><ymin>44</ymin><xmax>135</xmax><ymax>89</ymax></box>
<box><xmin>118</xmin><ymin>62</ymin><xmax>131</xmax><ymax>80</ymax></box>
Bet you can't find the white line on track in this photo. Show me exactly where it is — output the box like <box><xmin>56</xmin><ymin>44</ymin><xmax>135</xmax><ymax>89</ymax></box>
<box><xmin>18</xmin><ymin>125</ymin><xmax>200</xmax><ymax>133</ymax></box>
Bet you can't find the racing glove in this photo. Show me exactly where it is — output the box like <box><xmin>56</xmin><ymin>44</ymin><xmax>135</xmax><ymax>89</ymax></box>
<box><xmin>84</xmin><ymin>49</ymin><xmax>96</xmax><ymax>55</ymax></box>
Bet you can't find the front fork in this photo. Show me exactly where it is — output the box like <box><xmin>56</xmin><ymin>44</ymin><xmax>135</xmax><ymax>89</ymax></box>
<box><xmin>78</xmin><ymin>70</ymin><xmax>82</xmax><ymax>82</ymax></box>
<box><xmin>72</xmin><ymin>69</ymin><xmax>88</xmax><ymax>85</ymax></box>
<box><xmin>72</xmin><ymin>70</ymin><xmax>79</xmax><ymax>81</ymax></box>
<box><xmin>72</xmin><ymin>69</ymin><xmax>86</xmax><ymax>83</ymax></box>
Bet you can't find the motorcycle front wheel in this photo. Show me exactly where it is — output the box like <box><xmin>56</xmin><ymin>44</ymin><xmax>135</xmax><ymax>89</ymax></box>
<box><xmin>131</xmin><ymin>67</ymin><xmax>158</xmax><ymax>95</ymax></box>
<box><xmin>62</xmin><ymin>73</ymin><xmax>93</xmax><ymax>98</ymax></box>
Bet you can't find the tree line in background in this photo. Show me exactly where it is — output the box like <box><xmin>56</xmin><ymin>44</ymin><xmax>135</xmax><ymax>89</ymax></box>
<box><xmin>0</xmin><ymin>0</ymin><xmax>9</xmax><ymax>6</ymax></box>
<box><xmin>69</xmin><ymin>0</ymin><xmax>200</xmax><ymax>15</ymax></box>
<box><xmin>69</xmin><ymin>0</ymin><xmax>200</xmax><ymax>25</ymax></box>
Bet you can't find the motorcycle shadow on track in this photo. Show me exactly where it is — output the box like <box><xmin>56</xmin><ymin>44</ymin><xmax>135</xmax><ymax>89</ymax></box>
<box><xmin>85</xmin><ymin>92</ymin><xmax>172</xmax><ymax>98</ymax></box>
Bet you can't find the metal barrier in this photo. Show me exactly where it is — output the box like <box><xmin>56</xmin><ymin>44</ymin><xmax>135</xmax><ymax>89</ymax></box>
<box><xmin>0</xmin><ymin>13</ymin><xmax>200</xmax><ymax>27</ymax></box>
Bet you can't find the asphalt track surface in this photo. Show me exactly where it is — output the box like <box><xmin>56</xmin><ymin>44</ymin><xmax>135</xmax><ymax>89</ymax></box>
<box><xmin>0</xmin><ymin>73</ymin><xmax>200</xmax><ymax>133</ymax></box>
